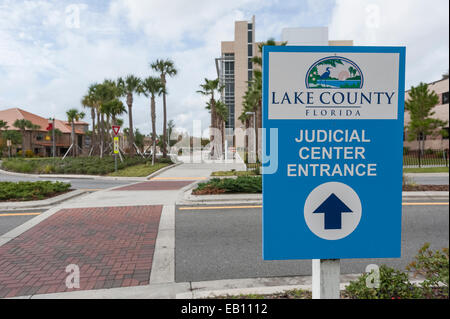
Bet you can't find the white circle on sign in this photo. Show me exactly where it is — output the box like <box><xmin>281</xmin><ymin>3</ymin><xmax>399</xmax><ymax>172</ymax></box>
<box><xmin>304</xmin><ymin>182</ymin><xmax>362</xmax><ymax>240</ymax></box>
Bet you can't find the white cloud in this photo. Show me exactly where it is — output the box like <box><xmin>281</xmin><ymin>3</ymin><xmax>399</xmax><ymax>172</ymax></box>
<box><xmin>1</xmin><ymin>0</ymin><xmax>447</xmax><ymax>140</ymax></box>
<box><xmin>329</xmin><ymin>0</ymin><xmax>449</xmax><ymax>88</ymax></box>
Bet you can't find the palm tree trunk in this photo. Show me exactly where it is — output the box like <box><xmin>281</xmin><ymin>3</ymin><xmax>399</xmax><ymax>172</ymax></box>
<box><xmin>91</xmin><ymin>108</ymin><xmax>96</xmax><ymax>155</ymax></box>
<box><xmin>127</xmin><ymin>93</ymin><xmax>135</xmax><ymax>155</ymax></box>
<box><xmin>151</xmin><ymin>96</ymin><xmax>157</xmax><ymax>165</ymax></box>
<box><xmin>21</xmin><ymin>129</ymin><xmax>26</xmax><ymax>157</ymax></box>
<box><xmin>257</xmin><ymin>99</ymin><xmax>262</xmax><ymax>161</ymax></box>
<box><xmin>210</xmin><ymin>100</ymin><xmax>217</xmax><ymax>158</ymax></box>
<box><xmin>162</xmin><ymin>91</ymin><xmax>167</xmax><ymax>158</ymax></box>
<box><xmin>71</xmin><ymin>123</ymin><xmax>76</xmax><ymax>157</ymax></box>
<box><xmin>221</xmin><ymin>118</ymin><xmax>225</xmax><ymax>158</ymax></box>
<box><xmin>100</xmin><ymin>113</ymin><xmax>105</xmax><ymax>158</ymax></box>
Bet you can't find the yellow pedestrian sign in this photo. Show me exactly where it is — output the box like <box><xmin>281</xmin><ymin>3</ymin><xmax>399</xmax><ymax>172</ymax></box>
<box><xmin>114</xmin><ymin>137</ymin><xmax>119</xmax><ymax>154</ymax></box>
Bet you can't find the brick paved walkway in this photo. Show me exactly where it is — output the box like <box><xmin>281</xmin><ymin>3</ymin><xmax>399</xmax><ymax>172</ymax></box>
<box><xmin>0</xmin><ymin>205</ymin><xmax>162</xmax><ymax>298</ymax></box>
<box><xmin>113</xmin><ymin>181</ymin><xmax>193</xmax><ymax>191</ymax></box>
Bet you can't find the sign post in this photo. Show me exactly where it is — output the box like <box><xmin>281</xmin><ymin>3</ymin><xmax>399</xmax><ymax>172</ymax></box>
<box><xmin>112</xmin><ymin>126</ymin><xmax>120</xmax><ymax>173</ymax></box>
<box><xmin>262</xmin><ymin>46</ymin><xmax>406</xmax><ymax>299</ymax></box>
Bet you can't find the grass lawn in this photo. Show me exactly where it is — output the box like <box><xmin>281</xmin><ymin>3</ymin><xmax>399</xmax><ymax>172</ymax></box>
<box><xmin>403</xmin><ymin>167</ymin><xmax>449</xmax><ymax>173</ymax></box>
<box><xmin>107</xmin><ymin>162</ymin><xmax>170</xmax><ymax>177</ymax></box>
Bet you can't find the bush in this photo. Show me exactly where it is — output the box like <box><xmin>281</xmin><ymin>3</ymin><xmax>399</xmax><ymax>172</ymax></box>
<box><xmin>345</xmin><ymin>244</ymin><xmax>449</xmax><ymax>299</ymax></box>
<box><xmin>344</xmin><ymin>265</ymin><xmax>422</xmax><ymax>299</ymax></box>
<box><xmin>1</xmin><ymin>156</ymin><xmax>155</xmax><ymax>175</ymax></box>
<box><xmin>25</xmin><ymin>150</ymin><xmax>35</xmax><ymax>158</ymax></box>
<box><xmin>0</xmin><ymin>181</ymin><xmax>71</xmax><ymax>201</ymax></box>
<box><xmin>158</xmin><ymin>157</ymin><xmax>173</xmax><ymax>164</ymax></box>
<box><xmin>193</xmin><ymin>176</ymin><xmax>262</xmax><ymax>195</ymax></box>
<box><xmin>406</xmin><ymin>243</ymin><xmax>449</xmax><ymax>298</ymax></box>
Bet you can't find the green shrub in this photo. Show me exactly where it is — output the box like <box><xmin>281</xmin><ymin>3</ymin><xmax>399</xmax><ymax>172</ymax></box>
<box><xmin>406</xmin><ymin>243</ymin><xmax>449</xmax><ymax>298</ymax></box>
<box><xmin>194</xmin><ymin>176</ymin><xmax>262</xmax><ymax>194</ymax></box>
<box><xmin>1</xmin><ymin>156</ymin><xmax>151</xmax><ymax>175</ymax></box>
<box><xmin>345</xmin><ymin>244</ymin><xmax>449</xmax><ymax>299</ymax></box>
<box><xmin>0</xmin><ymin>181</ymin><xmax>71</xmax><ymax>201</ymax></box>
<box><xmin>344</xmin><ymin>265</ymin><xmax>423</xmax><ymax>299</ymax></box>
<box><xmin>25</xmin><ymin>150</ymin><xmax>35</xmax><ymax>158</ymax></box>
<box><xmin>158</xmin><ymin>157</ymin><xmax>173</xmax><ymax>164</ymax></box>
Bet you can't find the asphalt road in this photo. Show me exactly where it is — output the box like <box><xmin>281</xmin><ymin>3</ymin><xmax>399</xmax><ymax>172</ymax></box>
<box><xmin>0</xmin><ymin>209</ymin><xmax>42</xmax><ymax>236</ymax></box>
<box><xmin>175</xmin><ymin>202</ymin><xmax>449</xmax><ymax>282</ymax></box>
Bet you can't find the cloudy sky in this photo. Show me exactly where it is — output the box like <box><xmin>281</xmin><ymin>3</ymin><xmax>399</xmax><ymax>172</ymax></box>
<box><xmin>0</xmin><ymin>0</ymin><xmax>448</xmax><ymax>136</ymax></box>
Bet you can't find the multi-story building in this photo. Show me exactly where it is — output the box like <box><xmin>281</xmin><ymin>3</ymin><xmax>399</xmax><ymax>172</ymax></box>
<box><xmin>216</xmin><ymin>17</ymin><xmax>353</xmax><ymax>152</ymax></box>
<box><xmin>404</xmin><ymin>77</ymin><xmax>449</xmax><ymax>150</ymax></box>
<box><xmin>0</xmin><ymin>107</ymin><xmax>89</xmax><ymax>156</ymax></box>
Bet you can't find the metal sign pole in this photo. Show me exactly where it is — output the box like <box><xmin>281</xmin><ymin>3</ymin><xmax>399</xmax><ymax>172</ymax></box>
<box><xmin>312</xmin><ymin>259</ymin><xmax>340</xmax><ymax>299</ymax></box>
<box><xmin>52</xmin><ymin>118</ymin><xmax>56</xmax><ymax>157</ymax></box>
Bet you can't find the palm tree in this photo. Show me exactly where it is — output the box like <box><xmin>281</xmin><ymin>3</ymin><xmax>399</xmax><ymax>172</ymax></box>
<box><xmin>66</xmin><ymin>108</ymin><xmax>85</xmax><ymax>157</ymax></box>
<box><xmin>167</xmin><ymin>119</ymin><xmax>175</xmax><ymax>149</ymax></box>
<box><xmin>13</xmin><ymin>119</ymin><xmax>34</xmax><ymax>157</ymax></box>
<box><xmin>151</xmin><ymin>58</ymin><xmax>177</xmax><ymax>158</ymax></box>
<box><xmin>103</xmin><ymin>98</ymin><xmax>127</xmax><ymax>126</ymax></box>
<box><xmin>197</xmin><ymin>78</ymin><xmax>224</xmax><ymax>158</ymax></box>
<box><xmin>215</xmin><ymin>100</ymin><xmax>228</xmax><ymax>155</ymax></box>
<box><xmin>88</xmin><ymin>80</ymin><xmax>120</xmax><ymax>157</ymax></box>
<box><xmin>241</xmin><ymin>39</ymin><xmax>286</xmax><ymax>162</ymax></box>
<box><xmin>0</xmin><ymin>120</ymin><xmax>8</xmax><ymax>131</ymax></box>
<box><xmin>139</xmin><ymin>76</ymin><xmax>164</xmax><ymax>165</ymax></box>
<box><xmin>117</xmin><ymin>75</ymin><xmax>141</xmax><ymax>155</ymax></box>
<box><xmin>81</xmin><ymin>89</ymin><xmax>97</xmax><ymax>154</ymax></box>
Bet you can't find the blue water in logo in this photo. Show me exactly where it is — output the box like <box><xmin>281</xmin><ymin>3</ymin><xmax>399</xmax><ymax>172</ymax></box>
<box><xmin>315</xmin><ymin>80</ymin><xmax>361</xmax><ymax>88</ymax></box>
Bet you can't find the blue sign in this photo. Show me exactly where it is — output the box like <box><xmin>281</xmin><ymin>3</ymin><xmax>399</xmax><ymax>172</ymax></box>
<box><xmin>262</xmin><ymin>46</ymin><xmax>406</xmax><ymax>260</ymax></box>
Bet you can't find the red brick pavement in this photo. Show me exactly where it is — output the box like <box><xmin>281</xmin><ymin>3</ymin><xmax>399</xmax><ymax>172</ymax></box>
<box><xmin>113</xmin><ymin>181</ymin><xmax>193</xmax><ymax>191</ymax></box>
<box><xmin>0</xmin><ymin>205</ymin><xmax>162</xmax><ymax>298</ymax></box>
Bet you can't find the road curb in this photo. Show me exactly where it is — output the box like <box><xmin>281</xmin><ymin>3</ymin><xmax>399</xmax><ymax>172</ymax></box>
<box><xmin>178</xmin><ymin>190</ymin><xmax>448</xmax><ymax>206</ymax></box>
<box><xmin>5</xmin><ymin>272</ymin><xmax>427</xmax><ymax>299</ymax></box>
<box><xmin>0</xmin><ymin>189</ymin><xmax>89</xmax><ymax>210</ymax></box>
<box><xmin>0</xmin><ymin>167</ymin><xmax>147</xmax><ymax>181</ymax></box>
<box><xmin>146</xmin><ymin>162</ymin><xmax>182</xmax><ymax>180</ymax></box>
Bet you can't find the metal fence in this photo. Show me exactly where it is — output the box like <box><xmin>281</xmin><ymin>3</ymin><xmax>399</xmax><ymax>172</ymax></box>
<box><xmin>244</xmin><ymin>149</ymin><xmax>449</xmax><ymax>170</ymax></box>
<box><xmin>403</xmin><ymin>148</ymin><xmax>449</xmax><ymax>168</ymax></box>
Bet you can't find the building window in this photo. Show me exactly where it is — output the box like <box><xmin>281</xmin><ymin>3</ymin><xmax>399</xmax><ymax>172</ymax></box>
<box><xmin>248</xmin><ymin>44</ymin><xmax>253</xmax><ymax>57</ymax></box>
<box><xmin>248</xmin><ymin>70</ymin><xmax>253</xmax><ymax>81</ymax></box>
<box><xmin>248</xmin><ymin>30</ymin><xmax>252</xmax><ymax>43</ymax></box>
<box><xmin>224</xmin><ymin>61</ymin><xmax>234</xmax><ymax>75</ymax></box>
<box><xmin>248</xmin><ymin>57</ymin><xmax>253</xmax><ymax>70</ymax></box>
<box><xmin>248</xmin><ymin>23</ymin><xmax>252</xmax><ymax>30</ymax></box>
<box><xmin>442</xmin><ymin>92</ymin><xmax>449</xmax><ymax>105</ymax></box>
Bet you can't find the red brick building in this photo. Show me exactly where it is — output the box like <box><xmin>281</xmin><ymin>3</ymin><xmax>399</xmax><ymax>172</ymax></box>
<box><xmin>0</xmin><ymin>108</ymin><xmax>89</xmax><ymax>156</ymax></box>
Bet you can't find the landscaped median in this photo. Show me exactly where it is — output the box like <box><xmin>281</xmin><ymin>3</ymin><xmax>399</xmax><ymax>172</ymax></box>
<box><xmin>192</xmin><ymin>173</ymin><xmax>448</xmax><ymax>195</ymax></box>
<box><xmin>0</xmin><ymin>181</ymin><xmax>71</xmax><ymax>202</ymax></box>
<box><xmin>0</xmin><ymin>156</ymin><xmax>173</xmax><ymax>177</ymax></box>
<box><xmin>192</xmin><ymin>176</ymin><xmax>262</xmax><ymax>195</ymax></box>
